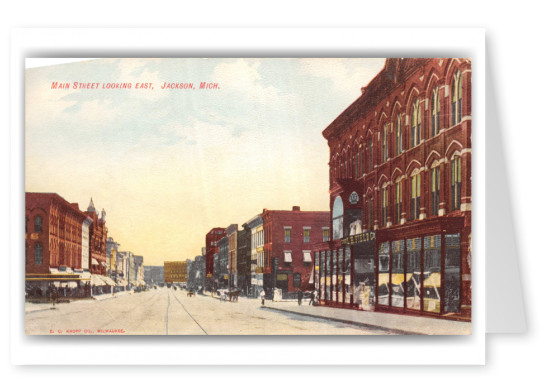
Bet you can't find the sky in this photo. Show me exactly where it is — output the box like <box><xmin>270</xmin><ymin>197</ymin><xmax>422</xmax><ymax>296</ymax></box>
<box><xmin>25</xmin><ymin>58</ymin><xmax>385</xmax><ymax>265</ymax></box>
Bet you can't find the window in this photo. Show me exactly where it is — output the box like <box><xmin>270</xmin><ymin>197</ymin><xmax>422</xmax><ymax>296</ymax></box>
<box><xmin>431</xmin><ymin>87</ymin><xmax>440</xmax><ymax>136</ymax></box>
<box><xmin>34</xmin><ymin>216</ymin><xmax>42</xmax><ymax>233</ymax></box>
<box><xmin>411</xmin><ymin>99</ymin><xmax>422</xmax><ymax>147</ymax></box>
<box><xmin>322</xmin><ymin>228</ymin><xmax>330</xmax><ymax>242</ymax></box>
<box><xmin>395</xmin><ymin>181</ymin><xmax>402</xmax><ymax>224</ymax></box>
<box><xmin>34</xmin><ymin>243</ymin><xmax>43</xmax><ymax>265</ymax></box>
<box><xmin>367</xmin><ymin>198</ymin><xmax>373</xmax><ymax>230</ymax></box>
<box><xmin>284</xmin><ymin>228</ymin><xmax>291</xmax><ymax>243</ymax></box>
<box><xmin>410</xmin><ymin>173</ymin><xmax>421</xmax><ymax>219</ymax></box>
<box><xmin>395</xmin><ymin>114</ymin><xmax>403</xmax><ymax>155</ymax></box>
<box><xmin>431</xmin><ymin>166</ymin><xmax>440</xmax><ymax>216</ymax></box>
<box><xmin>369</xmin><ymin>139</ymin><xmax>373</xmax><ymax>171</ymax></box>
<box><xmin>382</xmin><ymin>124</ymin><xmax>389</xmax><ymax>162</ymax></box>
<box><xmin>303</xmin><ymin>228</ymin><xmax>310</xmax><ymax>243</ymax></box>
<box><xmin>451</xmin><ymin>156</ymin><xmax>462</xmax><ymax>211</ymax></box>
<box><xmin>332</xmin><ymin>196</ymin><xmax>344</xmax><ymax>240</ymax></box>
<box><xmin>382</xmin><ymin>187</ymin><xmax>388</xmax><ymax>226</ymax></box>
<box><xmin>293</xmin><ymin>272</ymin><xmax>301</xmax><ymax>288</ymax></box>
<box><xmin>452</xmin><ymin>70</ymin><xmax>463</xmax><ymax>125</ymax></box>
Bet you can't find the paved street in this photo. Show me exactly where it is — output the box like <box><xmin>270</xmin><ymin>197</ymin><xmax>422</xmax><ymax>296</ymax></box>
<box><xmin>25</xmin><ymin>287</ymin><xmax>398</xmax><ymax>335</ymax></box>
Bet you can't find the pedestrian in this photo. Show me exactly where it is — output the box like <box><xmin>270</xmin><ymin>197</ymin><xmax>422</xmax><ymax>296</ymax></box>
<box><xmin>309</xmin><ymin>290</ymin><xmax>315</xmax><ymax>306</ymax></box>
<box><xmin>297</xmin><ymin>289</ymin><xmax>303</xmax><ymax>306</ymax></box>
<box><xmin>51</xmin><ymin>286</ymin><xmax>58</xmax><ymax>309</ymax></box>
<box><xmin>260</xmin><ymin>289</ymin><xmax>265</xmax><ymax>306</ymax></box>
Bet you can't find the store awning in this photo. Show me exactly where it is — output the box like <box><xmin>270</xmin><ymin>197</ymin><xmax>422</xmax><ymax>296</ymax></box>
<box><xmin>303</xmin><ymin>251</ymin><xmax>312</xmax><ymax>263</ymax></box>
<box><xmin>391</xmin><ymin>273</ymin><xmax>405</xmax><ymax>285</ymax></box>
<box><xmin>284</xmin><ymin>252</ymin><xmax>292</xmax><ymax>263</ymax></box>
<box><xmin>117</xmin><ymin>278</ymin><xmax>128</xmax><ymax>287</ymax></box>
<box><xmin>101</xmin><ymin>262</ymin><xmax>107</xmax><ymax>268</ymax></box>
<box><xmin>91</xmin><ymin>274</ymin><xmax>106</xmax><ymax>286</ymax></box>
<box><xmin>92</xmin><ymin>259</ymin><xmax>99</xmax><ymax>266</ymax></box>
<box><xmin>308</xmin><ymin>264</ymin><xmax>315</xmax><ymax>284</ymax></box>
<box><xmin>100</xmin><ymin>275</ymin><xmax>116</xmax><ymax>286</ymax></box>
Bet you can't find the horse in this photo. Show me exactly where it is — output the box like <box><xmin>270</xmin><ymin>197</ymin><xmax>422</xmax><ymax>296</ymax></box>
<box><xmin>227</xmin><ymin>289</ymin><xmax>241</xmax><ymax>302</ymax></box>
<box><xmin>187</xmin><ymin>290</ymin><xmax>195</xmax><ymax>297</ymax></box>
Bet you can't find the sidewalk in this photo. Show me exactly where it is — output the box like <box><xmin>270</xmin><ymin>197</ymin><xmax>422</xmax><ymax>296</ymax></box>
<box><xmin>262</xmin><ymin>301</ymin><xmax>471</xmax><ymax>335</ymax></box>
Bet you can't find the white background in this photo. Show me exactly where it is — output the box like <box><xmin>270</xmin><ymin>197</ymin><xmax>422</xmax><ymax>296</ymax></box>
<box><xmin>1</xmin><ymin>0</ymin><xmax>546</xmax><ymax>389</ymax></box>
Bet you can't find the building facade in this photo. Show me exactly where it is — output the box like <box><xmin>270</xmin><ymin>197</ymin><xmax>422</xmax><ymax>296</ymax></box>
<box><xmin>144</xmin><ymin>265</ymin><xmax>165</xmax><ymax>286</ymax></box>
<box><xmin>237</xmin><ymin>226</ymin><xmax>251</xmax><ymax>294</ymax></box>
<box><xmin>261</xmin><ymin>206</ymin><xmax>330</xmax><ymax>295</ymax></box>
<box><xmin>164</xmin><ymin>261</ymin><xmax>188</xmax><ymax>285</ymax></box>
<box><xmin>313</xmin><ymin>58</ymin><xmax>472</xmax><ymax>320</ymax></box>
<box><xmin>226</xmin><ymin>224</ymin><xmax>238</xmax><ymax>289</ymax></box>
<box><xmin>214</xmin><ymin>236</ymin><xmax>229</xmax><ymax>290</ymax></box>
<box><xmin>246</xmin><ymin>214</ymin><xmax>264</xmax><ymax>297</ymax></box>
<box><xmin>205</xmin><ymin>227</ymin><xmax>226</xmax><ymax>291</ymax></box>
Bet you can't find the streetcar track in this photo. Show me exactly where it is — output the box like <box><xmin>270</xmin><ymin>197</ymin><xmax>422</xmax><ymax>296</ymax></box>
<box><xmin>169</xmin><ymin>289</ymin><xmax>209</xmax><ymax>335</ymax></box>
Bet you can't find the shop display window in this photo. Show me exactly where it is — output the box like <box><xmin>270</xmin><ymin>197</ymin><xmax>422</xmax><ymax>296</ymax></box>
<box><xmin>332</xmin><ymin>250</ymin><xmax>337</xmax><ymax>302</ymax></box>
<box><xmin>338</xmin><ymin>248</ymin><xmax>344</xmax><ymax>303</ymax></box>
<box><xmin>391</xmin><ymin>240</ymin><xmax>405</xmax><ymax>308</ymax></box>
<box><xmin>320</xmin><ymin>251</ymin><xmax>325</xmax><ymax>301</ymax></box>
<box><xmin>445</xmin><ymin>233</ymin><xmax>461</xmax><ymax>313</ymax></box>
<box><xmin>344</xmin><ymin>246</ymin><xmax>351</xmax><ymax>304</ymax></box>
<box><xmin>325</xmin><ymin>250</ymin><xmax>331</xmax><ymax>301</ymax></box>
<box><xmin>423</xmin><ymin>235</ymin><xmax>442</xmax><ymax>313</ymax></box>
<box><xmin>378</xmin><ymin>241</ymin><xmax>390</xmax><ymax>306</ymax></box>
<box><xmin>406</xmin><ymin>237</ymin><xmax>422</xmax><ymax>310</ymax></box>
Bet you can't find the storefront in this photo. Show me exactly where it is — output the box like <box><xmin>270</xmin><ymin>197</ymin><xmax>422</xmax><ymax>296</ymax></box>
<box><xmin>313</xmin><ymin>216</ymin><xmax>469</xmax><ymax>319</ymax></box>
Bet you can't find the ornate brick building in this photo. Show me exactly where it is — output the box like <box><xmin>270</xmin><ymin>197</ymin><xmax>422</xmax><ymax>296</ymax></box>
<box><xmin>205</xmin><ymin>227</ymin><xmax>226</xmax><ymax>291</ymax></box>
<box><xmin>313</xmin><ymin>58</ymin><xmax>472</xmax><ymax>320</ymax></box>
<box><xmin>85</xmin><ymin>198</ymin><xmax>108</xmax><ymax>276</ymax></box>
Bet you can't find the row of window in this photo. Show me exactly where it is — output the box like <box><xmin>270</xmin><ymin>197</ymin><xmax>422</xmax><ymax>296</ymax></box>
<box><xmin>283</xmin><ymin>227</ymin><xmax>330</xmax><ymax>243</ymax></box>
<box><xmin>332</xmin><ymin>70</ymin><xmax>466</xmax><ymax>181</ymax></box>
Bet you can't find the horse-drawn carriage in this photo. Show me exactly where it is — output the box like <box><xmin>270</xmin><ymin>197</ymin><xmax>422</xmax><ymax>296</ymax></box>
<box><xmin>218</xmin><ymin>288</ymin><xmax>241</xmax><ymax>302</ymax></box>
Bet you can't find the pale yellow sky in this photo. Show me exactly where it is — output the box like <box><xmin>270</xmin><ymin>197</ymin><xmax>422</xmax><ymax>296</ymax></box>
<box><xmin>25</xmin><ymin>58</ymin><xmax>385</xmax><ymax>265</ymax></box>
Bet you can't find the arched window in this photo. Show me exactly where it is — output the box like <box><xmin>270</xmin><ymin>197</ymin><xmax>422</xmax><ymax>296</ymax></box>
<box><xmin>430</xmin><ymin>165</ymin><xmax>440</xmax><ymax>216</ymax></box>
<box><xmin>450</xmin><ymin>155</ymin><xmax>462</xmax><ymax>211</ymax></box>
<box><xmin>452</xmin><ymin>70</ymin><xmax>463</xmax><ymax>126</ymax></box>
<box><xmin>34</xmin><ymin>216</ymin><xmax>42</xmax><ymax>233</ymax></box>
<box><xmin>395</xmin><ymin>114</ymin><xmax>402</xmax><ymax>155</ymax></box>
<box><xmin>431</xmin><ymin>87</ymin><xmax>440</xmax><ymax>136</ymax></box>
<box><xmin>410</xmin><ymin>172</ymin><xmax>421</xmax><ymax>220</ymax></box>
<box><xmin>411</xmin><ymin>99</ymin><xmax>422</xmax><ymax>147</ymax></box>
<box><xmin>382</xmin><ymin>124</ymin><xmax>389</xmax><ymax>162</ymax></box>
<box><xmin>332</xmin><ymin>196</ymin><xmax>344</xmax><ymax>240</ymax></box>
<box><xmin>369</xmin><ymin>139</ymin><xmax>373</xmax><ymax>171</ymax></box>
<box><xmin>395</xmin><ymin>181</ymin><xmax>402</xmax><ymax>224</ymax></box>
<box><xmin>381</xmin><ymin>186</ymin><xmax>388</xmax><ymax>227</ymax></box>
<box><xmin>34</xmin><ymin>243</ymin><xmax>43</xmax><ymax>265</ymax></box>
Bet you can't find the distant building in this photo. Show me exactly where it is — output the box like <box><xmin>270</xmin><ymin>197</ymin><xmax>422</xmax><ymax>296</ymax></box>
<box><xmin>214</xmin><ymin>236</ymin><xmax>229</xmax><ymax>290</ymax></box>
<box><xmin>164</xmin><ymin>261</ymin><xmax>187</xmax><ymax>284</ymax></box>
<box><xmin>246</xmin><ymin>214</ymin><xmax>264</xmax><ymax>297</ymax></box>
<box><xmin>205</xmin><ymin>227</ymin><xmax>226</xmax><ymax>291</ymax></box>
<box><xmin>84</xmin><ymin>198</ymin><xmax>108</xmax><ymax>276</ymax></box>
<box><xmin>237</xmin><ymin>226</ymin><xmax>251</xmax><ymax>294</ymax></box>
<box><xmin>134</xmin><ymin>255</ymin><xmax>145</xmax><ymax>286</ymax></box>
<box><xmin>144</xmin><ymin>265</ymin><xmax>164</xmax><ymax>285</ymax></box>
<box><xmin>187</xmin><ymin>256</ymin><xmax>206</xmax><ymax>290</ymax></box>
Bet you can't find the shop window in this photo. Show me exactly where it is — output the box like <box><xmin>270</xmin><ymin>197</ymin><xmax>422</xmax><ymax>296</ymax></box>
<box><xmin>337</xmin><ymin>248</ymin><xmax>344</xmax><ymax>302</ymax></box>
<box><xmin>332</xmin><ymin>250</ymin><xmax>337</xmax><ymax>302</ymax></box>
<box><xmin>391</xmin><ymin>240</ymin><xmax>405</xmax><ymax>308</ymax></box>
<box><xmin>315</xmin><ymin>252</ymin><xmax>320</xmax><ymax>292</ymax></box>
<box><xmin>452</xmin><ymin>70</ymin><xmax>463</xmax><ymax>126</ymax></box>
<box><xmin>450</xmin><ymin>156</ymin><xmax>462</xmax><ymax>211</ymax></box>
<box><xmin>293</xmin><ymin>272</ymin><xmax>301</xmax><ymax>288</ymax></box>
<box><xmin>344</xmin><ymin>246</ymin><xmax>352</xmax><ymax>304</ymax></box>
<box><xmin>431</xmin><ymin>87</ymin><xmax>440</xmax><ymax>136</ymax></box>
<box><xmin>410</xmin><ymin>173</ymin><xmax>421</xmax><ymax>219</ymax></box>
<box><xmin>320</xmin><ymin>251</ymin><xmax>326</xmax><ymax>301</ymax></box>
<box><xmin>395</xmin><ymin>182</ymin><xmax>402</xmax><ymax>224</ymax></box>
<box><xmin>423</xmin><ymin>235</ymin><xmax>442</xmax><ymax>313</ymax></box>
<box><xmin>406</xmin><ymin>238</ymin><xmax>422</xmax><ymax>310</ymax></box>
<box><xmin>431</xmin><ymin>166</ymin><xmax>440</xmax><ymax>216</ymax></box>
<box><xmin>325</xmin><ymin>251</ymin><xmax>331</xmax><ymax>301</ymax></box>
<box><xmin>381</xmin><ymin>187</ymin><xmax>388</xmax><ymax>226</ymax></box>
<box><xmin>34</xmin><ymin>216</ymin><xmax>42</xmax><ymax>233</ymax></box>
<box><xmin>378</xmin><ymin>242</ymin><xmax>390</xmax><ymax>306</ymax></box>
<box><xmin>332</xmin><ymin>196</ymin><xmax>344</xmax><ymax>240</ymax></box>
<box><xmin>411</xmin><ymin>99</ymin><xmax>422</xmax><ymax>147</ymax></box>
<box><xmin>34</xmin><ymin>243</ymin><xmax>43</xmax><ymax>265</ymax></box>
<box><xmin>444</xmin><ymin>233</ymin><xmax>461</xmax><ymax>313</ymax></box>
<box><xmin>284</xmin><ymin>228</ymin><xmax>291</xmax><ymax>243</ymax></box>
<box><xmin>303</xmin><ymin>228</ymin><xmax>310</xmax><ymax>243</ymax></box>
<box><xmin>395</xmin><ymin>114</ymin><xmax>403</xmax><ymax>155</ymax></box>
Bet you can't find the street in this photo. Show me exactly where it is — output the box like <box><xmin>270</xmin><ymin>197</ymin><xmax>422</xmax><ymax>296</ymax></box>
<box><xmin>25</xmin><ymin>288</ymin><xmax>397</xmax><ymax>335</ymax></box>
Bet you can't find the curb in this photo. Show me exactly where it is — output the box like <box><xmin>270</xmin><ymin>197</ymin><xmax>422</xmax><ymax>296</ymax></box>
<box><xmin>261</xmin><ymin>305</ymin><xmax>423</xmax><ymax>335</ymax></box>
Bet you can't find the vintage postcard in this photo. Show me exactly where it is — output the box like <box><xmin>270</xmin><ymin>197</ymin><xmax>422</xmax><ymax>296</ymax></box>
<box><xmin>24</xmin><ymin>57</ymin><xmax>472</xmax><ymax>336</ymax></box>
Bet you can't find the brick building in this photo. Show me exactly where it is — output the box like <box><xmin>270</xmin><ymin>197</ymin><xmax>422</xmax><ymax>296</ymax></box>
<box><xmin>261</xmin><ymin>206</ymin><xmax>330</xmax><ymax>295</ymax></box>
<box><xmin>312</xmin><ymin>58</ymin><xmax>472</xmax><ymax>320</ymax></box>
<box><xmin>25</xmin><ymin>192</ymin><xmax>92</xmax><ymax>297</ymax></box>
<box><xmin>85</xmin><ymin>198</ymin><xmax>108</xmax><ymax>276</ymax></box>
<box><xmin>205</xmin><ymin>227</ymin><xmax>226</xmax><ymax>291</ymax></box>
